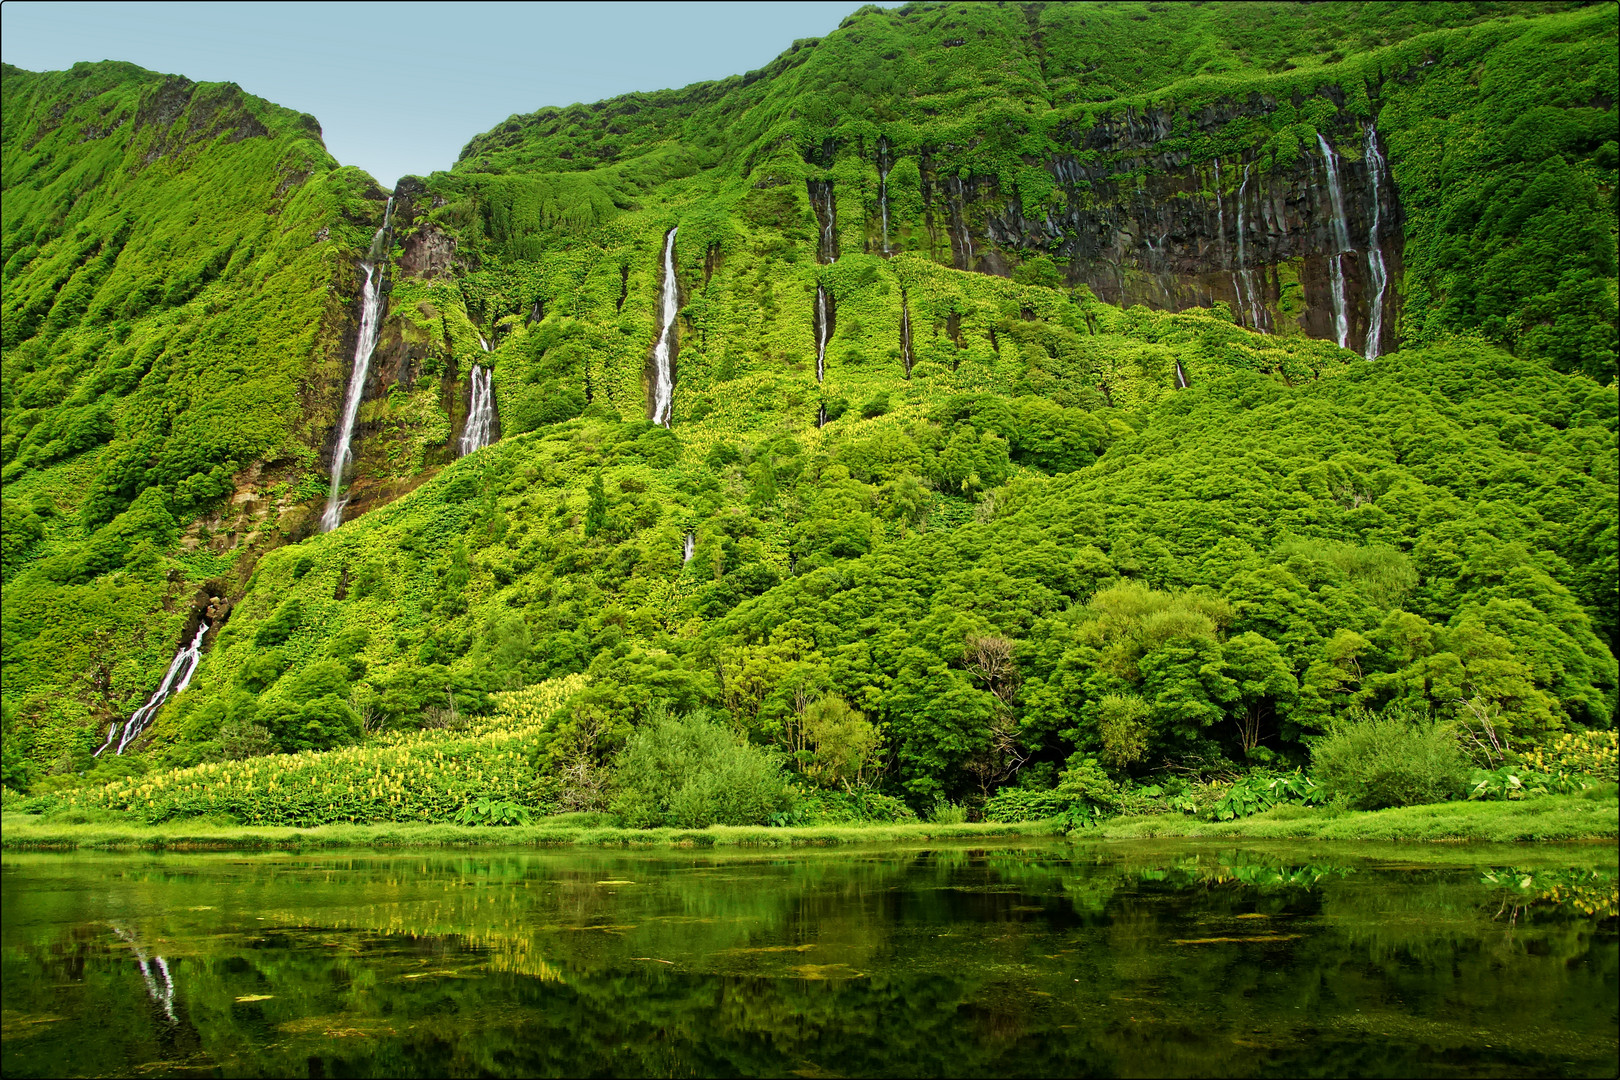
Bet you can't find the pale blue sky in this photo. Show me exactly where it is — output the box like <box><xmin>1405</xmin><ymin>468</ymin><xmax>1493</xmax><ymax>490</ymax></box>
<box><xmin>2</xmin><ymin>1</ymin><xmax>885</xmax><ymax>185</ymax></box>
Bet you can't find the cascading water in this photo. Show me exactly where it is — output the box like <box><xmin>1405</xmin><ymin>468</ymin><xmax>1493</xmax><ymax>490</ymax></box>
<box><xmin>320</xmin><ymin>197</ymin><xmax>394</xmax><ymax>532</ymax></box>
<box><xmin>1174</xmin><ymin>361</ymin><xmax>1189</xmax><ymax>390</ymax></box>
<box><xmin>650</xmin><ymin>227</ymin><xmax>679</xmax><ymax>427</ymax></box>
<box><xmin>96</xmin><ymin>621</ymin><xmax>208</xmax><ymax>757</ymax></box>
<box><xmin>1234</xmin><ymin>165</ymin><xmax>1264</xmax><ymax>331</ymax></box>
<box><xmin>815</xmin><ymin>285</ymin><xmax>830</xmax><ymax>383</ymax></box>
<box><xmin>1213</xmin><ymin>159</ymin><xmax>1228</xmax><ymax>270</ymax></box>
<box><xmin>477</xmin><ymin>333</ymin><xmax>491</xmax><ymax>353</ymax></box>
<box><xmin>682</xmin><ymin>532</ymin><xmax>695</xmax><ymax>564</ymax></box>
<box><xmin>1316</xmin><ymin>133</ymin><xmax>1353</xmax><ymax>351</ymax></box>
<box><xmin>878</xmin><ymin>137</ymin><xmax>893</xmax><ymax>256</ymax></box>
<box><xmin>460</xmin><ymin>364</ymin><xmax>495</xmax><ymax>456</ymax></box>
<box><xmin>1362</xmin><ymin>124</ymin><xmax>1389</xmax><ymax>359</ymax></box>
<box><xmin>899</xmin><ymin>292</ymin><xmax>914</xmax><ymax>377</ymax></box>
<box><xmin>952</xmin><ymin>180</ymin><xmax>975</xmax><ymax>269</ymax></box>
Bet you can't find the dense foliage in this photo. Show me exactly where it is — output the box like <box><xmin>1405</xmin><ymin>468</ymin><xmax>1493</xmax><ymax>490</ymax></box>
<box><xmin>2</xmin><ymin>2</ymin><xmax>1615</xmax><ymax>829</ymax></box>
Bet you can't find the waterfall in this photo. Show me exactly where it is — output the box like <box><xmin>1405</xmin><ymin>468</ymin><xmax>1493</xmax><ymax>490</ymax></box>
<box><xmin>815</xmin><ymin>284</ymin><xmax>830</xmax><ymax>383</ymax></box>
<box><xmin>952</xmin><ymin>179</ymin><xmax>974</xmax><ymax>269</ymax></box>
<box><xmin>1235</xmin><ymin>165</ymin><xmax>1264</xmax><ymax>331</ymax></box>
<box><xmin>1316</xmin><ymin>134</ymin><xmax>1352</xmax><ymax>350</ymax></box>
<box><xmin>900</xmin><ymin>292</ymin><xmax>914</xmax><ymax>377</ymax></box>
<box><xmin>682</xmin><ymin>532</ymin><xmax>695</xmax><ymax>564</ymax></box>
<box><xmin>1174</xmin><ymin>361</ymin><xmax>1189</xmax><ymax>390</ymax></box>
<box><xmin>650</xmin><ymin>227</ymin><xmax>679</xmax><ymax>427</ymax></box>
<box><xmin>96</xmin><ymin>621</ymin><xmax>208</xmax><ymax>757</ymax></box>
<box><xmin>320</xmin><ymin>197</ymin><xmax>393</xmax><ymax>532</ymax></box>
<box><xmin>460</xmin><ymin>365</ymin><xmax>494</xmax><ymax>456</ymax></box>
<box><xmin>878</xmin><ymin>137</ymin><xmax>892</xmax><ymax>256</ymax></box>
<box><xmin>1213</xmin><ymin>159</ymin><xmax>1228</xmax><ymax>270</ymax></box>
<box><xmin>477</xmin><ymin>333</ymin><xmax>491</xmax><ymax>352</ymax></box>
<box><xmin>1362</xmin><ymin>124</ymin><xmax>1389</xmax><ymax>359</ymax></box>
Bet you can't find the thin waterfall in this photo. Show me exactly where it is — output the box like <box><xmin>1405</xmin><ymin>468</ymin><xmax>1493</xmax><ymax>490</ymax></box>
<box><xmin>1235</xmin><ymin>165</ymin><xmax>1263</xmax><ymax>331</ymax></box>
<box><xmin>878</xmin><ymin>137</ymin><xmax>893</xmax><ymax>256</ymax></box>
<box><xmin>682</xmin><ymin>532</ymin><xmax>695</xmax><ymax>564</ymax></box>
<box><xmin>953</xmin><ymin>180</ymin><xmax>974</xmax><ymax>269</ymax></box>
<box><xmin>1363</xmin><ymin>124</ymin><xmax>1389</xmax><ymax>359</ymax></box>
<box><xmin>477</xmin><ymin>333</ymin><xmax>491</xmax><ymax>353</ymax></box>
<box><xmin>320</xmin><ymin>197</ymin><xmax>394</xmax><ymax>532</ymax></box>
<box><xmin>460</xmin><ymin>365</ymin><xmax>494</xmax><ymax>456</ymax></box>
<box><xmin>650</xmin><ymin>227</ymin><xmax>679</xmax><ymax>426</ymax></box>
<box><xmin>1316</xmin><ymin>134</ymin><xmax>1352</xmax><ymax>350</ymax></box>
<box><xmin>900</xmin><ymin>291</ymin><xmax>914</xmax><ymax>377</ymax></box>
<box><xmin>96</xmin><ymin>621</ymin><xmax>208</xmax><ymax>757</ymax></box>
<box><xmin>822</xmin><ymin>185</ymin><xmax>836</xmax><ymax>262</ymax></box>
<box><xmin>1174</xmin><ymin>360</ymin><xmax>1189</xmax><ymax>390</ymax></box>
<box><xmin>815</xmin><ymin>285</ymin><xmax>830</xmax><ymax>382</ymax></box>
<box><xmin>1213</xmin><ymin>159</ymin><xmax>1228</xmax><ymax>270</ymax></box>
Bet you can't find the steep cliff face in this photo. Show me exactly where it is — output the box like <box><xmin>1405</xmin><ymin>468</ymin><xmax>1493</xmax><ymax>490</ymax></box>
<box><xmin>947</xmin><ymin>99</ymin><xmax>1404</xmax><ymax>356</ymax></box>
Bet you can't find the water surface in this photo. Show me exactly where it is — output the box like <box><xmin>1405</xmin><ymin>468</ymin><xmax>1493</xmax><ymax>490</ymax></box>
<box><xmin>3</xmin><ymin>841</ymin><xmax>1615</xmax><ymax>1077</ymax></box>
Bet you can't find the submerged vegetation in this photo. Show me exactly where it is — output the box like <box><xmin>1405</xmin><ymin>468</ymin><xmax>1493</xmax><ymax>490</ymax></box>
<box><xmin>2</xmin><ymin>2</ymin><xmax>1616</xmax><ymax>841</ymax></box>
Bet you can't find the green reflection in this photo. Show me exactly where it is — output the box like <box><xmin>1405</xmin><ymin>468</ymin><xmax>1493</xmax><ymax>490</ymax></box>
<box><xmin>2</xmin><ymin>842</ymin><xmax>1615</xmax><ymax>1078</ymax></box>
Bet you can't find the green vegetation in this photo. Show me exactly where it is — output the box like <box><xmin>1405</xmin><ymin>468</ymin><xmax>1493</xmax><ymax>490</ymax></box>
<box><xmin>2</xmin><ymin>3</ymin><xmax>1615</xmax><ymax>842</ymax></box>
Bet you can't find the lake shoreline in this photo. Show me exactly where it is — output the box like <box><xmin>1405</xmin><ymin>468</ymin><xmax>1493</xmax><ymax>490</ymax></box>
<box><xmin>3</xmin><ymin>796</ymin><xmax>1612</xmax><ymax>852</ymax></box>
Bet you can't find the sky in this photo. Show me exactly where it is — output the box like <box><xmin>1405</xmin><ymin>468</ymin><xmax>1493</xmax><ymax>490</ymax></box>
<box><xmin>2</xmin><ymin>1</ymin><xmax>885</xmax><ymax>185</ymax></box>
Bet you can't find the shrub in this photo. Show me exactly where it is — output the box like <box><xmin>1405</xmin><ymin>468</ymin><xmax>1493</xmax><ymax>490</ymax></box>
<box><xmin>980</xmin><ymin>787</ymin><xmax>1074</xmax><ymax>822</ymax></box>
<box><xmin>610</xmin><ymin>706</ymin><xmax>795</xmax><ymax>828</ymax></box>
<box><xmin>1311</xmin><ymin>707</ymin><xmax>1468</xmax><ymax>810</ymax></box>
<box><xmin>795</xmin><ymin>787</ymin><xmax>917</xmax><ymax>825</ymax></box>
<box><xmin>926</xmin><ymin>796</ymin><xmax>967</xmax><ymax>824</ymax></box>
<box><xmin>1205</xmin><ymin>770</ymin><xmax>1324</xmax><ymax>820</ymax></box>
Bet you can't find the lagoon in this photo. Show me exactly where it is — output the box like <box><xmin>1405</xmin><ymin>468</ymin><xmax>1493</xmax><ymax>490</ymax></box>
<box><xmin>2</xmin><ymin>841</ymin><xmax>1615</xmax><ymax>1077</ymax></box>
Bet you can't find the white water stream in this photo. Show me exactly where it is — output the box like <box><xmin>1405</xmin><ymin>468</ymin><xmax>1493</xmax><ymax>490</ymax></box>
<box><xmin>650</xmin><ymin>227</ymin><xmax>679</xmax><ymax>426</ymax></box>
<box><xmin>96</xmin><ymin>621</ymin><xmax>208</xmax><ymax>757</ymax></box>
<box><xmin>460</xmin><ymin>364</ymin><xmax>495</xmax><ymax>456</ymax></box>
<box><xmin>815</xmin><ymin>285</ymin><xmax>830</xmax><ymax>383</ymax></box>
<box><xmin>1316</xmin><ymin>134</ymin><xmax>1353</xmax><ymax>351</ymax></box>
<box><xmin>320</xmin><ymin>198</ymin><xmax>393</xmax><ymax>532</ymax></box>
<box><xmin>1362</xmin><ymin>124</ymin><xmax>1390</xmax><ymax>358</ymax></box>
<box><xmin>683</xmin><ymin>532</ymin><xmax>695</xmax><ymax>564</ymax></box>
<box><xmin>1235</xmin><ymin>165</ymin><xmax>1264</xmax><ymax>331</ymax></box>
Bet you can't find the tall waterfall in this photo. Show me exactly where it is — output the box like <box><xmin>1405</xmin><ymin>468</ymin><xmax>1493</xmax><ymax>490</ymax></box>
<box><xmin>460</xmin><ymin>364</ymin><xmax>495</xmax><ymax>456</ymax></box>
<box><xmin>320</xmin><ymin>197</ymin><xmax>393</xmax><ymax>532</ymax></box>
<box><xmin>1234</xmin><ymin>165</ymin><xmax>1264</xmax><ymax>331</ymax></box>
<box><xmin>96</xmin><ymin>621</ymin><xmax>208</xmax><ymax>757</ymax></box>
<box><xmin>1174</xmin><ymin>360</ymin><xmax>1189</xmax><ymax>390</ymax></box>
<box><xmin>1316</xmin><ymin>134</ymin><xmax>1353</xmax><ymax>351</ymax></box>
<box><xmin>683</xmin><ymin>532</ymin><xmax>695</xmax><ymax>564</ymax></box>
<box><xmin>900</xmin><ymin>292</ymin><xmax>914</xmax><ymax>377</ymax></box>
<box><xmin>815</xmin><ymin>284</ymin><xmax>830</xmax><ymax>383</ymax></box>
<box><xmin>1213</xmin><ymin>159</ymin><xmax>1228</xmax><ymax>270</ymax></box>
<box><xmin>650</xmin><ymin>227</ymin><xmax>679</xmax><ymax>427</ymax></box>
<box><xmin>1362</xmin><ymin>124</ymin><xmax>1390</xmax><ymax>359</ymax></box>
<box><xmin>878</xmin><ymin>137</ymin><xmax>893</xmax><ymax>256</ymax></box>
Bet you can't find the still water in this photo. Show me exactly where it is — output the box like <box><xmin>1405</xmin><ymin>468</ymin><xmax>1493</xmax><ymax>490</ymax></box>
<box><xmin>2</xmin><ymin>841</ymin><xmax>1615</xmax><ymax>1078</ymax></box>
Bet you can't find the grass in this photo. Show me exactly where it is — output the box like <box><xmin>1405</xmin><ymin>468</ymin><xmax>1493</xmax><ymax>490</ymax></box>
<box><xmin>2</xmin><ymin>795</ymin><xmax>1613</xmax><ymax>851</ymax></box>
<box><xmin>0</xmin><ymin>813</ymin><xmax>1066</xmax><ymax>852</ymax></box>
<box><xmin>1090</xmin><ymin>795</ymin><xmax>1619</xmax><ymax>843</ymax></box>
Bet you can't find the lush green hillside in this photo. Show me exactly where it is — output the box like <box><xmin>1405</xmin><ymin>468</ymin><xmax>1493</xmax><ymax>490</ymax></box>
<box><xmin>2</xmin><ymin>2</ymin><xmax>1615</xmax><ymax>825</ymax></box>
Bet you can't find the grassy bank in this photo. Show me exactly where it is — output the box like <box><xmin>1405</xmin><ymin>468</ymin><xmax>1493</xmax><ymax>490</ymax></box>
<box><xmin>0</xmin><ymin>813</ymin><xmax>1066</xmax><ymax>852</ymax></box>
<box><xmin>3</xmin><ymin>796</ymin><xmax>1613</xmax><ymax>852</ymax></box>
<box><xmin>1091</xmin><ymin>795</ymin><xmax>1618</xmax><ymax>843</ymax></box>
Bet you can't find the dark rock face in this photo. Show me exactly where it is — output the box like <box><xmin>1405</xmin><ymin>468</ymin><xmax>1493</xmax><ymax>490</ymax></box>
<box><xmin>398</xmin><ymin>225</ymin><xmax>457</xmax><ymax>279</ymax></box>
<box><xmin>923</xmin><ymin>96</ymin><xmax>1404</xmax><ymax>356</ymax></box>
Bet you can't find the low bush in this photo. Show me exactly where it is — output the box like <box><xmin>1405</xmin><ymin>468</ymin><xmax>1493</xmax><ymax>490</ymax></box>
<box><xmin>1311</xmin><ymin>707</ymin><xmax>1469</xmax><ymax>810</ymax></box>
<box><xmin>610</xmin><ymin>707</ymin><xmax>795</xmax><ymax>828</ymax></box>
<box><xmin>795</xmin><ymin>787</ymin><xmax>917</xmax><ymax>825</ymax></box>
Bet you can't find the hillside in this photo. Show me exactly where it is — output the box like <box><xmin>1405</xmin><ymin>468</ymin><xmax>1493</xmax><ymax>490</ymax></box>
<box><xmin>1</xmin><ymin>1</ymin><xmax>1615</xmax><ymax>817</ymax></box>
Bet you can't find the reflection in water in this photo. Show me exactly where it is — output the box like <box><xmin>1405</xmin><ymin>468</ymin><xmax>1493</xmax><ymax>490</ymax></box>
<box><xmin>2</xmin><ymin>844</ymin><xmax>1615</xmax><ymax>1078</ymax></box>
